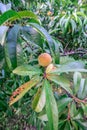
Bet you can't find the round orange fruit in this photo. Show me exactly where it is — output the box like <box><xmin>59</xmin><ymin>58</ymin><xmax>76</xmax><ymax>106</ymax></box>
<box><xmin>45</xmin><ymin>63</ymin><xmax>56</xmax><ymax>73</ymax></box>
<box><xmin>38</xmin><ymin>53</ymin><xmax>52</xmax><ymax>67</ymax></box>
<box><xmin>47</xmin><ymin>11</ymin><xmax>52</xmax><ymax>16</ymax></box>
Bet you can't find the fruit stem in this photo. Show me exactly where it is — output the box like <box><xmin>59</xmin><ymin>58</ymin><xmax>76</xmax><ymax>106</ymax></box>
<box><xmin>43</xmin><ymin>72</ymin><xmax>46</xmax><ymax>79</ymax></box>
<box><xmin>67</xmin><ymin>103</ymin><xmax>71</xmax><ymax>120</ymax></box>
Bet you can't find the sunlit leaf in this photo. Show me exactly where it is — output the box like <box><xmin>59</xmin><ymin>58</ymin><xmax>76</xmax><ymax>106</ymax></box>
<box><xmin>38</xmin><ymin>114</ymin><xmax>48</xmax><ymax>121</ymax></box>
<box><xmin>76</xmin><ymin>12</ymin><xmax>86</xmax><ymax>18</ymax></box>
<box><xmin>73</xmin><ymin>72</ymin><xmax>82</xmax><ymax>94</ymax></box>
<box><xmin>0</xmin><ymin>10</ymin><xmax>39</xmax><ymax>25</ymax></box>
<box><xmin>13</xmin><ymin>65</ymin><xmax>42</xmax><ymax>77</ymax></box>
<box><xmin>44</xmin><ymin>79</ymin><xmax>58</xmax><ymax>130</ymax></box>
<box><xmin>77</xmin><ymin>78</ymin><xmax>85</xmax><ymax>99</ymax></box>
<box><xmin>38</xmin><ymin>108</ymin><xmax>48</xmax><ymax>121</ymax></box>
<box><xmin>73</xmin><ymin>13</ymin><xmax>78</xmax><ymax>22</ymax></box>
<box><xmin>51</xmin><ymin>61</ymin><xmax>87</xmax><ymax>74</ymax></box>
<box><xmin>32</xmin><ymin>86</ymin><xmax>46</xmax><ymax>113</ymax></box>
<box><xmin>77</xmin><ymin>78</ymin><xmax>87</xmax><ymax>99</ymax></box>
<box><xmin>0</xmin><ymin>26</ymin><xmax>8</xmax><ymax>46</ymax></box>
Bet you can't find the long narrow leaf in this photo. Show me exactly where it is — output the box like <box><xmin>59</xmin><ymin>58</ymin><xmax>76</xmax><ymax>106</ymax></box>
<box><xmin>0</xmin><ymin>26</ymin><xmax>8</xmax><ymax>45</ymax></box>
<box><xmin>0</xmin><ymin>10</ymin><xmax>39</xmax><ymax>25</ymax></box>
<box><xmin>51</xmin><ymin>61</ymin><xmax>87</xmax><ymax>74</ymax></box>
<box><xmin>73</xmin><ymin>72</ymin><xmax>82</xmax><ymax>94</ymax></box>
<box><xmin>44</xmin><ymin>79</ymin><xmax>58</xmax><ymax>130</ymax></box>
<box><xmin>9</xmin><ymin>76</ymin><xmax>40</xmax><ymax>106</ymax></box>
<box><xmin>32</xmin><ymin>86</ymin><xmax>46</xmax><ymax>112</ymax></box>
<box><xmin>5</xmin><ymin>25</ymin><xmax>21</xmax><ymax>69</ymax></box>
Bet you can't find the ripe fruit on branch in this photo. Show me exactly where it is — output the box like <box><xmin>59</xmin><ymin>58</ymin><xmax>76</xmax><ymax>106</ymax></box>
<box><xmin>38</xmin><ymin>53</ymin><xmax>52</xmax><ymax>67</ymax></box>
<box><xmin>47</xmin><ymin>11</ymin><xmax>52</xmax><ymax>16</ymax></box>
<box><xmin>46</xmin><ymin>63</ymin><xmax>56</xmax><ymax>73</ymax></box>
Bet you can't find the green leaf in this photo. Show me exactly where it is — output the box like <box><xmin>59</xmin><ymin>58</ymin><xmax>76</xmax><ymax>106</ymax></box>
<box><xmin>32</xmin><ymin>86</ymin><xmax>46</xmax><ymax>113</ymax></box>
<box><xmin>4</xmin><ymin>24</ymin><xmax>42</xmax><ymax>70</ymax></box>
<box><xmin>5</xmin><ymin>25</ymin><xmax>21</xmax><ymax>70</ymax></box>
<box><xmin>77</xmin><ymin>78</ymin><xmax>85</xmax><ymax>99</ymax></box>
<box><xmin>77</xmin><ymin>16</ymin><xmax>82</xmax><ymax>33</ymax></box>
<box><xmin>18</xmin><ymin>11</ymin><xmax>39</xmax><ymax>22</ymax></box>
<box><xmin>0</xmin><ymin>45</ymin><xmax>4</xmax><ymax>64</ymax></box>
<box><xmin>70</xmin><ymin>19</ymin><xmax>77</xmax><ymax>35</ymax></box>
<box><xmin>27</xmin><ymin>23</ymin><xmax>54</xmax><ymax>50</ymax></box>
<box><xmin>16</xmin><ymin>44</ymin><xmax>26</xmax><ymax>66</ymax></box>
<box><xmin>71</xmin><ymin>120</ymin><xmax>78</xmax><ymax>130</ymax></box>
<box><xmin>73</xmin><ymin>13</ymin><xmax>78</xmax><ymax>22</ymax></box>
<box><xmin>76</xmin><ymin>12</ymin><xmax>86</xmax><ymax>18</ymax></box>
<box><xmin>0</xmin><ymin>10</ymin><xmax>18</xmax><ymax>25</ymax></box>
<box><xmin>73</xmin><ymin>72</ymin><xmax>82</xmax><ymax>94</ymax></box>
<box><xmin>0</xmin><ymin>10</ymin><xmax>39</xmax><ymax>25</ymax></box>
<box><xmin>82</xmin><ymin>78</ymin><xmax>87</xmax><ymax>98</ymax></box>
<box><xmin>9</xmin><ymin>76</ymin><xmax>40</xmax><ymax>106</ymax></box>
<box><xmin>73</xmin><ymin>113</ymin><xmax>82</xmax><ymax>120</ymax></box>
<box><xmin>75</xmin><ymin>120</ymin><xmax>87</xmax><ymax>129</ymax></box>
<box><xmin>58</xmin><ymin>96</ymin><xmax>72</xmax><ymax>113</ymax></box>
<box><xmin>13</xmin><ymin>65</ymin><xmax>42</xmax><ymax>77</ymax></box>
<box><xmin>51</xmin><ymin>61</ymin><xmax>87</xmax><ymax>74</ymax></box>
<box><xmin>70</xmin><ymin>102</ymin><xmax>79</xmax><ymax>118</ymax></box>
<box><xmin>38</xmin><ymin>114</ymin><xmax>48</xmax><ymax>121</ymax></box>
<box><xmin>60</xmin><ymin>56</ymin><xmax>75</xmax><ymax>65</ymax></box>
<box><xmin>29</xmin><ymin>23</ymin><xmax>58</xmax><ymax>63</ymax></box>
<box><xmin>64</xmin><ymin>16</ymin><xmax>70</xmax><ymax>34</ymax></box>
<box><xmin>0</xmin><ymin>26</ymin><xmax>8</xmax><ymax>45</ymax></box>
<box><xmin>47</xmin><ymin>74</ymin><xmax>72</xmax><ymax>94</ymax></box>
<box><xmin>21</xmin><ymin>26</ymin><xmax>43</xmax><ymax>48</ymax></box>
<box><xmin>77</xmin><ymin>78</ymin><xmax>87</xmax><ymax>99</ymax></box>
<box><xmin>38</xmin><ymin>108</ymin><xmax>48</xmax><ymax>121</ymax></box>
<box><xmin>80</xmin><ymin>4</ymin><xmax>87</xmax><ymax>8</ymax></box>
<box><xmin>58</xmin><ymin>120</ymin><xmax>66</xmax><ymax>130</ymax></box>
<box><xmin>64</xmin><ymin>121</ymin><xmax>72</xmax><ymax>130</ymax></box>
<box><xmin>44</xmin><ymin>79</ymin><xmax>58</xmax><ymax>130</ymax></box>
<box><xmin>4</xmin><ymin>43</ymin><xmax>12</xmax><ymax>70</ymax></box>
<box><xmin>60</xmin><ymin>15</ymin><xmax>66</xmax><ymax>28</ymax></box>
<box><xmin>52</xmin><ymin>38</ymin><xmax>60</xmax><ymax>64</ymax></box>
<box><xmin>81</xmin><ymin>103</ymin><xmax>87</xmax><ymax>116</ymax></box>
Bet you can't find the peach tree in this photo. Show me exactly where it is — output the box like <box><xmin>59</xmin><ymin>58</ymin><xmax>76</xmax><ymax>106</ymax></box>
<box><xmin>0</xmin><ymin>4</ymin><xmax>87</xmax><ymax>129</ymax></box>
<box><xmin>9</xmin><ymin>53</ymin><xmax>87</xmax><ymax>130</ymax></box>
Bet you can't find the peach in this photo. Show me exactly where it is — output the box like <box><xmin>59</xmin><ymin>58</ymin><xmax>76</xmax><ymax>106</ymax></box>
<box><xmin>38</xmin><ymin>53</ymin><xmax>52</xmax><ymax>67</ymax></box>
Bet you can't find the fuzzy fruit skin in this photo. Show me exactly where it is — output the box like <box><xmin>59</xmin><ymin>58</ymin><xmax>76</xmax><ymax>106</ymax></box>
<box><xmin>38</xmin><ymin>53</ymin><xmax>52</xmax><ymax>67</ymax></box>
<box><xmin>46</xmin><ymin>63</ymin><xmax>56</xmax><ymax>73</ymax></box>
<box><xmin>46</xmin><ymin>64</ymin><xmax>54</xmax><ymax>73</ymax></box>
